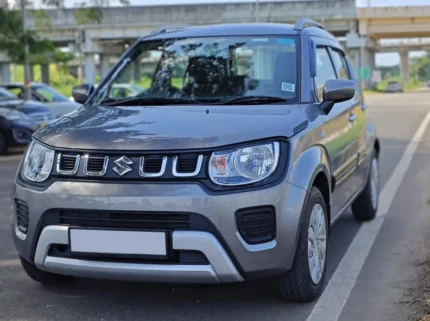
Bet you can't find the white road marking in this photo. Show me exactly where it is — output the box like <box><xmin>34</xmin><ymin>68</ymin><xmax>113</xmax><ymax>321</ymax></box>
<box><xmin>306</xmin><ymin>111</ymin><xmax>430</xmax><ymax>321</ymax></box>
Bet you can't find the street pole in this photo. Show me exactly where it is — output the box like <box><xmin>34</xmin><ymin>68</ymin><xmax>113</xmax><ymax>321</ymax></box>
<box><xmin>256</xmin><ymin>0</ymin><xmax>259</xmax><ymax>22</ymax></box>
<box><xmin>20</xmin><ymin>0</ymin><xmax>31</xmax><ymax>100</ymax></box>
<box><xmin>360</xmin><ymin>44</ymin><xmax>365</xmax><ymax>93</ymax></box>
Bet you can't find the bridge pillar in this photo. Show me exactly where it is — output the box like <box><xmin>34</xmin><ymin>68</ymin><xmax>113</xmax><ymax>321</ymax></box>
<box><xmin>100</xmin><ymin>54</ymin><xmax>110</xmax><ymax>79</ymax></box>
<box><xmin>84</xmin><ymin>54</ymin><xmax>96</xmax><ymax>84</ymax></box>
<box><xmin>41</xmin><ymin>64</ymin><xmax>50</xmax><ymax>85</ymax></box>
<box><xmin>0</xmin><ymin>63</ymin><xmax>11</xmax><ymax>83</ymax></box>
<box><xmin>400</xmin><ymin>50</ymin><xmax>409</xmax><ymax>83</ymax></box>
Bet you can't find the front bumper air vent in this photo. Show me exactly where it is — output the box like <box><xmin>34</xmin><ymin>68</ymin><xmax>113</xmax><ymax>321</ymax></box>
<box><xmin>236</xmin><ymin>206</ymin><xmax>276</xmax><ymax>244</ymax></box>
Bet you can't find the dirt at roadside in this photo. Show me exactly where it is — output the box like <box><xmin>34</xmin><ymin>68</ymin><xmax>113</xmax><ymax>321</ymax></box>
<box><xmin>408</xmin><ymin>257</ymin><xmax>430</xmax><ymax>321</ymax></box>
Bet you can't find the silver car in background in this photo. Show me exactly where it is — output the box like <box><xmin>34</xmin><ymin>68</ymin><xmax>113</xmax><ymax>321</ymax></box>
<box><xmin>385</xmin><ymin>80</ymin><xmax>403</xmax><ymax>93</ymax></box>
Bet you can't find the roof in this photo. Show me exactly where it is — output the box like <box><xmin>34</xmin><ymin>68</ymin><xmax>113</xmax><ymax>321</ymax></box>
<box><xmin>144</xmin><ymin>23</ymin><xmax>302</xmax><ymax>40</ymax></box>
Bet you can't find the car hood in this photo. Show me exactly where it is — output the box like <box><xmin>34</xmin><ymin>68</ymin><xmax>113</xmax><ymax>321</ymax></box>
<box><xmin>34</xmin><ymin>105</ymin><xmax>308</xmax><ymax>151</ymax></box>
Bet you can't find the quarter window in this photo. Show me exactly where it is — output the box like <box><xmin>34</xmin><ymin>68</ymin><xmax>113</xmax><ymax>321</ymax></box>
<box><xmin>329</xmin><ymin>48</ymin><xmax>350</xmax><ymax>80</ymax></box>
<box><xmin>314</xmin><ymin>46</ymin><xmax>337</xmax><ymax>101</ymax></box>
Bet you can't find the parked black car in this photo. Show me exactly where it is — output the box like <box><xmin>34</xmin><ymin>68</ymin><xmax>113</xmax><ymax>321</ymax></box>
<box><xmin>0</xmin><ymin>87</ymin><xmax>55</xmax><ymax>127</ymax></box>
<box><xmin>0</xmin><ymin>107</ymin><xmax>38</xmax><ymax>154</ymax></box>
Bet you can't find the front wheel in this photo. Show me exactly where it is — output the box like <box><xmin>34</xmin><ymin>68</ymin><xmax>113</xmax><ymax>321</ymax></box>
<box><xmin>351</xmin><ymin>151</ymin><xmax>379</xmax><ymax>221</ymax></box>
<box><xmin>279</xmin><ymin>186</ymin><xmax>328</xmax><ymax>302</ymax></box>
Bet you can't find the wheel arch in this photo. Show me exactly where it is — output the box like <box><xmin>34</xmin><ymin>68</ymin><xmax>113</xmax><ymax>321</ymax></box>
<box><xmin>287</xmin><ymin>144</ymin><xmax>332</xmax><ymax>221</ymax></box>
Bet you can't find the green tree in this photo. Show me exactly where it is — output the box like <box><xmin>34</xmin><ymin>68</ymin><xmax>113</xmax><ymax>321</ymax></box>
<box><xmin>0</xmin><ymin>8</ymin><xmax>55</xmax><ymax>64</ymax></box>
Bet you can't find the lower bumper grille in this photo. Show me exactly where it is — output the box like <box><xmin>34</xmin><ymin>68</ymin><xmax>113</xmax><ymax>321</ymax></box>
<box><xmin>59</xmin><ymin>210</ymin><xmax>190</xmax><ymax>230</ymax></box>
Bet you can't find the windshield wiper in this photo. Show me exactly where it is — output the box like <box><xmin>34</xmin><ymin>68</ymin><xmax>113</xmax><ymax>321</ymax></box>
<box><xmin>216</xmin><ymin>95</ymin><xmax>288</xmax><ymax>105</ymax></box>
<box><xmin>101</xmin><ymin>97</ymin><xmax>207</xmax><ymax>106</ymax></box>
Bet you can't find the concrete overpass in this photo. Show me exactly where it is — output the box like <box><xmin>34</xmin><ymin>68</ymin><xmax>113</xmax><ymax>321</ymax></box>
<box><xmin>350</xmin><ymin>6</ymin><xmax>430</xmax><ymax>83</ymax></box>
<box><xmin>1</xmin><ymin>1</ymin><xmax>430</xmax><ymax>87</ymax></box>
<box><xmin>0</xmin><ymin>0</ymin><xmax>358</xmax><ymax>84</ymax></box>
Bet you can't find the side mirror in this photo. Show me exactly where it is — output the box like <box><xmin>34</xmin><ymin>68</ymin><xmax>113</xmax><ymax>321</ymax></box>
<box><xmin>320</xmin><ymin>79</ymin><xmax>356</xmax><ymax>115</ymax></box>
<box><xmin>72</xmin><ymin>84</ymin><xmax>95</xmax><ymax>105</ymax></box>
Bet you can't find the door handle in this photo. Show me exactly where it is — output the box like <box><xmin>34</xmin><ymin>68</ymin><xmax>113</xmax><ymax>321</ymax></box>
<box><xmin>348</xmin><ymin>113</ymin><xmax>356</xmax><ymax>122</ymax></box>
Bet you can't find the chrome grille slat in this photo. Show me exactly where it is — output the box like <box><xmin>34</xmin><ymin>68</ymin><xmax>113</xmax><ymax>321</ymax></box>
<box><xmin>57</xmin><ymin>153</ymin><xmax>80</xmax><ymax>175</ymax></box>
<box><xmin>172</xmin><ymin>155</ymin><xmax>203</xmax><ymax>177</ymax></box>
<box><xmin>139</xmin><ymin>156</ymin><xmax>167</xmax><ymax>177</ymax></box>
<box><xmin>83</xmin><ymin>155</ymin><xmax>109</xmax><ymax>176</ymax></box>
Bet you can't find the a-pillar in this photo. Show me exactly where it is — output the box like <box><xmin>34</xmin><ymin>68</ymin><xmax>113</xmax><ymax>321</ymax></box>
<box><xmin>132</xmin><ymin>61</ymin><xmax>141</xmax><ymax>82</ymax></box>
<box><xmin>400</xmin><ymin>50</ymin><xmax>409</xmax><ymax>83</ymax></box>
<box><xmin>41</xmin><ymin>64</ymin><xmax>50</xmax><ymax>84</ymax></box>
<box><xmin>100</xmin><ymin>54</ymin><xmax>110</xmax><ymax>79</ymax></box>
<box><xmin>0</xmin><ymin>62</ymin><xmax>11</xmax><ymax>83</ymax></box>
<box><xmin>84</xmin><ymin>53</ymin><xmax>96</xmax><ymax>84</ymax></box>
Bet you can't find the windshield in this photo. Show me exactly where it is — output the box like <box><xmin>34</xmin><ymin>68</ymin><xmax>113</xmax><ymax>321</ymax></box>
<box><xmin>33</xmin><ymin>85</ymin><xmax>68</xmax><ymax>102</ymax></box>
<box><xmin>0</xmin><ymin>87</ymin><xmax>18</xmax><ymax>101</ymax></box>
<box><xmin>92</xmin><ymin>36</ymin><xmax>298</xmax><ymax>105</ymax></box>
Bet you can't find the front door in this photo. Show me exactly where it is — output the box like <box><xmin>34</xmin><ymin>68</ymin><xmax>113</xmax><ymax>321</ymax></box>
<box><xmin>311</xmin><ymin>39</ymin><xmax>361</xmax><ymax>218</ymax></box>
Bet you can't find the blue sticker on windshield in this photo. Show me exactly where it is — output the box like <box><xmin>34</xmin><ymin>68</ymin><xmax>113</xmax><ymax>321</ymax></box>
<box><xmin>276</xmin><ymin>38</ymin><xmax>295</xmax><ymax>46</ymax></box>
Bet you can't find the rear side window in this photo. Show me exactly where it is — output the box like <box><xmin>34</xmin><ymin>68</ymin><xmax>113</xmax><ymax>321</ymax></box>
<box><xmin>314</xmin><ymin>47</ymin><xmax>337</xmax><ymax>101</ymax></box>
<box><xmin>329</xmin><ymin>48</ymin><xmax>350</xmax><ymax>80</ymax></box>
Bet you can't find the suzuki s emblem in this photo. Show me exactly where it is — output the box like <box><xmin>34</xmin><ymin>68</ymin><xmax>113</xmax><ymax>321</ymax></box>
<box><xmin>113</xmin><ymin>156</ymin><xmax>133</xmax><ymax>176</ymax></box>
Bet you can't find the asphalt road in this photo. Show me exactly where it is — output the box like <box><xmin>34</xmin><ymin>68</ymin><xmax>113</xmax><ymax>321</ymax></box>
<box><xmin>1</xmin><ymin>91</ymin><xmax>430</xmax><ymax>321</ymax></box>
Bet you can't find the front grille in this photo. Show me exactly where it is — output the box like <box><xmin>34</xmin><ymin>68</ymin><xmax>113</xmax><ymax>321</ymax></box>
<box><xmin>87</xmin><ymin>156</ymin><xmax>106</xmax><ymax>172</ymax></box>
<box><xmin>176</xmin><ymin>155</ymin><xmax>199</xmax><ymax>173</ymax></box>
<box><xmin>59</xmin><ymin>211</ymin><xmax>190</xmax><ymax>230</ymax></box>
<box><xmin>143</xmin><ymin>156</ymin><xmax>163</xmax><ymax>173</ymax></box>
<box><xmin>236</xmin><ymin>206</ymin><xmax>276</xmax><ymax>245</ymax></box>
<box><xmin>53</xmin><ymin>152</ymin><xmax>206</xmax><ymax>179</ymax></box>
<box><xmin>15</xmin><ymin>200</ymin><xmax>29</xmax><ymax>234</ymax></box>
<box><xmin>59</xmin><ymin>154</ymin><xmax>78</xmax><ymax>171</ymax></box>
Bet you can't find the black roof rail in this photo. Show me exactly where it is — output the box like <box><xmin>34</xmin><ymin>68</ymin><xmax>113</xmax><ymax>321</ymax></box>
<box><xmin>293</xmin><ymin>18</ymin><xmax>324</xmax><ymax>31</ymax></box>
<box><xmin>150</xmin><ymin>24</ymin><xmax>192</xmax><ymax>36</ymax></box>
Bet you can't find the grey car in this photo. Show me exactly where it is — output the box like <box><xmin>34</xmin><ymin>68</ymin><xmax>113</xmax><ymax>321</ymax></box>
<box><xmin>1</xmin><ymin>82</ymin><xmax>81</xmax><ymax>118</ymax></box>
<box><xmin>12</xmin><ymin>20</ymin><xmax>380</xmax><ymax>302</ymax></box>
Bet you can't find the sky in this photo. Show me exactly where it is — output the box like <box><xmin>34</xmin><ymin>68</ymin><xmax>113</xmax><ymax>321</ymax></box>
<box><xmin>52</xmin><ymin>0</ymin><xmax>430</xmax><ymax>66</ymax></box>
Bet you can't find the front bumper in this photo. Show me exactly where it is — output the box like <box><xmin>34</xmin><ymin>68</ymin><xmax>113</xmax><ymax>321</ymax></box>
<box><xmin>13</xmin><ymin>180</ymin><xmax>307</xmax><ymax>283</ymax></box>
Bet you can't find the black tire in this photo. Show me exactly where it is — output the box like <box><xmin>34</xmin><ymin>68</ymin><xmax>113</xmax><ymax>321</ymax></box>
<box><xmin>0</xmin><ymin>132</ymin><xmax>7</xmax><ymax>155</ymax></box>
<box><xmin>20</xmin><ymin>256</ymin><xmax>73</xmax><ymax>285</ymax></box>
<box><xmin>351</xmin><ymin>151</ymin><xmax>379</xmax><ymax>221</ymax></box>
<box><xmin>280</xmin><ymin>187</ymin><xmax>328</xmax><ymax>302</ymax></box>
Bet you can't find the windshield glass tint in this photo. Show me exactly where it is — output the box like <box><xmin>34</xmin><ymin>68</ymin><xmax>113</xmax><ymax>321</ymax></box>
<box><xmin>94</xmin><ymin>36</ymin><xmax>298</xmax><ymax>104</ymax></box>
<box><xmin>0</xmin><ymin>87</ymin><xmax>18</xmax><ymax>100</ymax></box>
<box><xmin>33</xmin><ymin>85</ymin><xmax>68</xmax><ymax>102</ymax></box>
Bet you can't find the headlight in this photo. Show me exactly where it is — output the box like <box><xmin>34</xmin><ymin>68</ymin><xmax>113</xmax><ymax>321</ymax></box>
<box><xmin>209</xmin><ymin>142</ymin><xmax>280</xmax><ymax>186</ymax></box>
<box><xmin>21</xmin><ymin>141</ymin><xmax>54</xmax><ymax>182</ymax></box>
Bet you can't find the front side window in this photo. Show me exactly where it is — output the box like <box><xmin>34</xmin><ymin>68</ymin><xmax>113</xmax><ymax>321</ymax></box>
<box><xmin>314</xmin><ymin>46</ymin><xmax>337</xmax><ymax>101</ymax></box>
<box><xmin>92</xmin><ymin>36</ymin><xmax>299</xmax><ymax>105</ymax></box>
<box><xmin>0</xmin><ymin>87</ymin><xmax>18</xmax><ymax>101</ymax></box>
